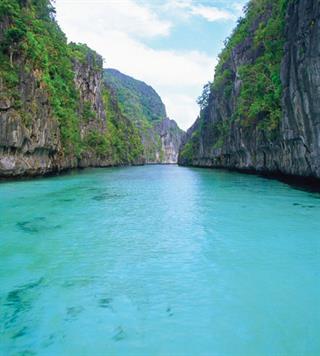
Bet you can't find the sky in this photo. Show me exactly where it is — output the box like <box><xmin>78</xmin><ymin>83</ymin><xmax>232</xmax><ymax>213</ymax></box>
<box><xmin>55</xmin><ymin>0</ymin><xmax>246</xmax><ymax>130</ymax></box>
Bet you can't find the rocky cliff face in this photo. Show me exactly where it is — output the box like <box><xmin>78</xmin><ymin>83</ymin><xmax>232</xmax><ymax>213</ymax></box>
<box><xmin>0</xmin><ymin>1</ymin><xmax>144</xmax><ymax>177</ymax></box>
<box><xmin>0</xmin><ymin>65</ymin><xmax>63</xmax><ymax>176</ymax></box>
<box><xmin>73</xmin><ymin>50</ymin><xmax>111</xmax><ymax>168</ymax></box>
<box><xmin>179</xmin><ymin>0</ymin><xmax>320</xmax><ymax>181</ymax></box>
<box><xmin>154</xmin><ymin>118</ymin><xmax>184</xmax><ymax>164</ymax></box>
<box><xmin>0</xmin><ymin>48</ymin><xmax>143</xmax><ymax>176</ymax></box>
<box><xmin>281</xmin><ymin>0</ymin><xmax>320</xmax><ymax>178</ymax></box>
<box><xmin>104</xmin><ymin>69</ymin><xmax>184</xmax><ymax>164</ymax></box>
<box><xmin>104</xmin><ymin>69</ymin><xmax>167</xmax><ymax>122</ymax></box>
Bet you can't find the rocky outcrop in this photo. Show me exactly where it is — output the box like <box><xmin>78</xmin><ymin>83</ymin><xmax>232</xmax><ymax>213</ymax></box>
<box><xmin>280</xmin><ymin>0</ymin><xmax>320</xmax><ymax>178</ymax></box>
<box><xmin>104</xmin><ymin>69</ymin><xmax>167</xmax><ymax>122</ymax></box>
<box><xmin>154</xmin><ymin>118</ymin><xmax>184</xmax><ymax>164</ymax></box>
<box><xmin>179</xmin><ymin>0</ymin><xmax>320</xmax><ymax>181</ymax></box>
<box><xmin>0</xmin><ymin>66</ymin><xmax>65</xmax><ymax>176</ymax></box>
<box><xmin>0</xmin><ymin>1</ymin><xmax>144</xmax><ymax>177</ymax></box>
<box><xmin>0</xmin><ymin>50</ymin><xmax>142</xmax><ymax>176</ymax></box>
<box><xmin>73</xmin><ymin>51</ymin><xmax>109</xmax><ymax>168</ymax></box>
<box><xmin>104</xmin><ymin>69</ymin><xmax>184</xmax><ymax>163</ymax></box>
<box><xmin>74</xmin><ymin>52</ymin><xmax>106</xmax><ymax>140</ymax></box>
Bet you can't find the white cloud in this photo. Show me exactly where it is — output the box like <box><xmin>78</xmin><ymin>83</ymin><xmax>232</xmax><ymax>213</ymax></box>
<box><xmin>163</xmin><ymin>93</ymin><xmax>201</xmax><ymax>131</ymax></box>
<box><xmin>231</xmin><ymin>1</ymin><xmax>246</xmax><ymax>17</ymax></box>
<box><xmin>190</xmin><ymin>5</ymin><xmax>235</xmax><ymax>21</ymax></box>
<box><xmin>163</xmin><ymin>0</ymin><xmax>235</xmax><ymax>22</ymax></box>
<box><xmin>56</xmin><ymin>0</ymin><xmax>172</xmax><ymax>39</ymax></box>
<box><xmin>55</xmin><ymin>0</ymin><xmax>218</xmax><ymax>130</ymax></box>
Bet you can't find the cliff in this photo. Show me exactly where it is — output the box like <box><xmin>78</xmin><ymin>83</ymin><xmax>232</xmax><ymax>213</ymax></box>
<box><xmin>0</xmin><ymin>0</ymin><xmax>144</xmax><ymax>177</ymax></box>
<box><xmin>179</xmin><ymin>0</ymin><xmax>320</xmax><ymax>181</ymax></box>
<box><xmin>104</xmin><ymin>69</ymin><xmax>184</xmax><ymax>164</ymax></box>
<box><xmin>154</xmin><ymin>118</ymin><xmax>184</xmax><ymax>164</ymax></box>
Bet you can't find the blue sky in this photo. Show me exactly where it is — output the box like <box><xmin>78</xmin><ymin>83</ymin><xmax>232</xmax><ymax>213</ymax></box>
<box><xmin>142</xmin><ymin>0</ymin><xmax>243</xmax><ymax>56</ymax></box>
<box><xmin>56</xmin><ymin>0</ymin><xmax>245</xmax><ymax>130</ymax></box>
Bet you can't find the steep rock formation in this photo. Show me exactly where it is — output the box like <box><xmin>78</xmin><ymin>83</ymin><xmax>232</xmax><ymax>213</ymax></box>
<box><xmin>179</xmin><ymin>0</ymin><xmax>320</xmax><ymax>181</ymax></box>
<box><xmin>281</xmin><ymin>0</ymin><xmax>320</xmax><ymax>177</ymax></box>
<box><xmin>104</xmin><ymin>69</ymin><xmax>184</xmax><ymax>164</ymax></box>
<box><xmin>0</xmin><ymin>66</ymin><xmax>63</xmax><ymax>176</ymax></box>
<box><xmin>104</xmin><ymin>68</ymin><xmax>166</xmax><ymax>122</ymax></box>
<box><xmin>154</xmin><ymin>118</ymin><xmax>184</xmax><ymax>164</ymax></box>
<box><xmin>0</xmin><ymin>1</ymin><xmax>144</xmax><ymax>177</ymax></box>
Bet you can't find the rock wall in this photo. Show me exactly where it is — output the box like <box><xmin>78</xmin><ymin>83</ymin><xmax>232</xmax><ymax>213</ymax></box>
<box><xmin>138</xmin><ymin>119</ymin><xmax>184</xmax><ymax>164</ymax></box>
<box><xmin>0</xmin><ymin>1</ymin><xmax>144</xmax><ymax>177</ymax></box>
<box><xmin>0</xmin><ymin>63</ymin><xmax>65</xmax><ymax>176</ymax></box>
<box><xmin>280</xmin><ymin>0</ymin><xmax>320</xmax><ymax>177</ymax></box>
<box><xmin>179</xmin><ymin>0</ymin><xmax>320</xmax><ymax>181</ymax></box>
<box><xmin>0</xmin><ymin>50</ymin><xmax>141</xmax><ymax>176</ymax></box>
<box><xmin>104</xmin><ymin>68</ymin><xmax>184</xmax><ymax>164</ymax></box>
<box><xmin>73</xmin><ymin>51</ymin><xmax>109</xmax><ymax>168</ymax></box>
<box><xmin>154</xmin><ymin>118</ymin><xmax>184</xmax><ymax>164</ymax></box>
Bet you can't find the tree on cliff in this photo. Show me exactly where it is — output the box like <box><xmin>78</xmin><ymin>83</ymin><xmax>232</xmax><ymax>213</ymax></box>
<box><xmin>197</xmin><ymin>82</ymin><xmax>211</xmax><ymax>111</ymax></box>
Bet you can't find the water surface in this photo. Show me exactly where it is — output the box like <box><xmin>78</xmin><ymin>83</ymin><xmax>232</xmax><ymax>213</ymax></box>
<box><xmin>0</xmin><ymin>165</ymin><xmax>319</xmax><ymax>355</ymax></box>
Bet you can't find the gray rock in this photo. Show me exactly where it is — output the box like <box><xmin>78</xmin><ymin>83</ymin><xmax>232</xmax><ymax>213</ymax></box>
<box><xmin>154</xmin><ymin>118</ymin><xmax>185</xmax><ymax>164</ymax></box>
<box><xmin>104</xmin><ymin>68</ymin><xmax>184</xmax><ymax>164</ymax></box>
<box><xmin>179</xmin><ymin>0</ymin><xmax>320</xmax><ymax>181</ymax></box>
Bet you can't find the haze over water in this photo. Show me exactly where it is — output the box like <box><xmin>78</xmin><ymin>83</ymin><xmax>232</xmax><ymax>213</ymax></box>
<box><xmin>1</xmin><ymin>165</ymin><xmax>319</xmax><ymax>355</ymax></box>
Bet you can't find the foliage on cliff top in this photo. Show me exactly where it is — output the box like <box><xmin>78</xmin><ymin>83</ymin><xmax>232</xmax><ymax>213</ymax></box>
<box><xmin>104</xmin><ymin>68</ymin><xmax>167</xmax><ymax>125</ymax></box>
<box><xmin>0</xmin><ymin>0</ymin><xmax>82</xmax><ymax>154</ymax></box>
<box><xmin>212</xmin><ymin>0</ymin><xmax>289</xmax><ymax>134</ymax></box>
<box><xmin>238</xmin><ymin>0</ymin><xmax>288</xmax><ymax>133</ymax></box>
<box><xmin>0</xmin><ymin>0</ymin><xmax>144</xmax><ymax>164</ymax></box>
<box><xmin>104</xmin><ymin>68</ymin><xmax>178</xmax><ymax>162</ymax></box>
<box><xmin>181</xmin><ymin>0</ymin><xmax>289</xmax><ymax>164</ymax></box>
<box><xmin>69</xmin><ymin>42</ymin><xmax>102</xmax><ymax>71</ymax></box>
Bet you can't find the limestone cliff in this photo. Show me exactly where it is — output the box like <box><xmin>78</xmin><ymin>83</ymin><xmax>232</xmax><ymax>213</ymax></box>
<box><xmin>0</xmin><ymin>64</ymin><xmax>63</xmax><ymax>176</ymax></box>
<box><xmin>0</xmin><ymin>1</ymin><xmax>144</xmax><ymax>177</ymax></box>
<box><xmin>179</xmin><ymin>0</ymin><xmax>320</xmax><ymax>181</ymax></box>
<box><xmin>154</xmin><ymin>118</ymin><xmax>184</xmax><ymax>164</ymax></box>
<box><xmin>104</xmin><ymin>69</ymin><xmax>184</xmax><ymax>164</ymax></box>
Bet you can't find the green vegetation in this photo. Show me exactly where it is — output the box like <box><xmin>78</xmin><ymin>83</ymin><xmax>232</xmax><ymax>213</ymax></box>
<box><xmin>0</xmin><ymin>0</ymin><xmax>144</xmax><ymax>165</ymax></box>
<box><xmin>102</xmin><ymin>87</ymin><xmax>144</xmax><ymax>163</ymax></box>
<box><xmin>104</xmin><ymin>69</ymin><xmax>166</xmax><ymax>124</ymax></box>
<box><xmin>69</xmin><ymin>42</ymin><xmax>101</xmax><ymax>71</ymax></box>
<box><xmin>197</xmin><ymin>82</ymin><xmax>211</xmax><ymax>111</ymax></box>
<box><xmin>212</xmin><ymin>120</ymin><xmax>231</xmax><ymax>149</ymax></box>
<box><xmin>82</xmin><ymin>100</ymin><xmax>96</xmax><ymax>122</ymax></box>
<box><xmin>0</xmin><ymin>0</ymin><xmax>81</xmax><ymax>155</ymax></box>
<box><xmin>142</xmin><ymin>127</ymin><xmax>164</xmax><ymax>162</ymax></box>
<box><xmin>104</xmin><ymin>68</ymin><xmax>171</xmax><ymax>162</ymax></box>
<box><xmin>84</xmin><ymin>87</ymin><xmax>143</xmax><ymax>164</ymax></box>
<box><xmin>237</xmin><ymin>0</ymin><xmax>288</xmax><ymax>133</ymax></box>
<box><xmin>213</xmin><ymin>0</ymin><xmax>289</xmax><ymax>134</ymax></box>
<box><xmin>180</xmin><ymin>0</ymin><xmax>290</xmax><ymax>163</ymax></box>
<box><xmin>179</xmin><ymin>130</ymin><xmax>200</xmax><ymax>164</ymax></box>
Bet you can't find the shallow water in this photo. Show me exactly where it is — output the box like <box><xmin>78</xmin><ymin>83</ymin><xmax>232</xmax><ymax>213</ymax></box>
<box><xmin>0</xmin><ymin>165</ymin><xmax>319</xmax><ymax>355</ymax></box>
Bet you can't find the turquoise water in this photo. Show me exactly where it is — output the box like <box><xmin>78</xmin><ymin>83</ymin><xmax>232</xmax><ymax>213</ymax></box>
<box><xmin>0</xmin><ymin>165</ymin><xmax>319</xmax><ymax>355</ymax></box>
